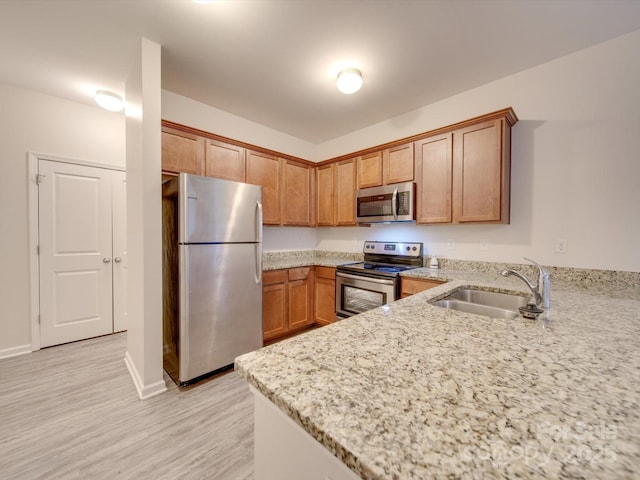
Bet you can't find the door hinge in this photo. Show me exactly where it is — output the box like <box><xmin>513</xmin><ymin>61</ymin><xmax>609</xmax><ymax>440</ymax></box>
<box><xmin>37</xmin><ymin>245</ymin><xmax>40</xmax><ymax>255</ymax></box>
<box><xmin>36</xmin><ymin>173</ymin><xmax>46</xmax><ymax>185</ymax></box>
<box><xmin>38</xmin><ymin>314</ymin><xmax>41</xmax><ymax>325</ymax></box>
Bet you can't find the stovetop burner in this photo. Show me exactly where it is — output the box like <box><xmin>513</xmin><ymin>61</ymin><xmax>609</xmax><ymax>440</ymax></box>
<box><xmin>337</xmin><ymin>241</ymin><xmax>424</xmax><ymax>278</ymax></box>
<box><xmin>338</xmin><ymin>261</ymin><xmax>420</xmax><ymax>278</ymax></box>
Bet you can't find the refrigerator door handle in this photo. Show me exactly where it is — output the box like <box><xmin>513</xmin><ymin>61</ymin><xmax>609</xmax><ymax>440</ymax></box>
<box><xmin>256</xmin><ymin>201</ymin><xmax>263</xmax><ymax>243</ymax></box>
<box><xmin>255</xmin><ymin>201</ymin><xmax>263</xmax><ymax>284</ymax></box>
<box><xmin>255</xmin><ymin>244</ymin><xmax>262</xmax><ymax>284</ymax></box>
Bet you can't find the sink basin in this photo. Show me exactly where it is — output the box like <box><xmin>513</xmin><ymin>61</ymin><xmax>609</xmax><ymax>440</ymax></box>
<box><xmin>430</xmin><ymin>288</ymin><xmax>531</xmax><ymax>320</ymax></box>
<box><xmin>444</xmin><ymin>289</ymin><xmax>530</xmax><ymax>310</ymax></box>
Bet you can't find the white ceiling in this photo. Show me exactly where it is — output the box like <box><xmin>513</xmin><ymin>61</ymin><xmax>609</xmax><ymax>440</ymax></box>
<box><xmin>2</xmin><ymin>0</ymin><xmax>640</xmax><ymax>144</ymax></box>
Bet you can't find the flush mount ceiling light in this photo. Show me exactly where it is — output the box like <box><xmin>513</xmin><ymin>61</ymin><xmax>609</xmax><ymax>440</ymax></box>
<box><xmin>95</xmin><ymin>90</ymin><xmax>124</xmax><ymax>112</ymax></box>
<box><xmin>336</xmin><ymin>68</ymin><xmax>363</xmax><ymax>94</ymax></box>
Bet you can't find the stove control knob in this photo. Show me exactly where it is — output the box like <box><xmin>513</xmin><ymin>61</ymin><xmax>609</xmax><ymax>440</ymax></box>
<box><xmin>412</xmin><ymin>246</ymin><xmax>417</xmax><ymax>251</ymax></box>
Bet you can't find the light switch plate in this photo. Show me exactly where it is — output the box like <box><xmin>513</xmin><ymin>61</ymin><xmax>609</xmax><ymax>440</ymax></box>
<box><xmin>447</xmin><ymin>239</ymin><xmax>456</xmax><ymax>250</ymax></box>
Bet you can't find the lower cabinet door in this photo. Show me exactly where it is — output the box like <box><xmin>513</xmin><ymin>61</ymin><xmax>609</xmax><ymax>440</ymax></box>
<box><xmin>287</xmin><ymin>268</ymin><xmax>314</xmax><ymax>331</ymax></box>
<box><xmin>262</xmin><ymin>270</ymin><xmax>288</xmax><ymax>342</ymax></box>
<box><xmin>314</xmin><ymin>266</ymin><xmax>336</xmax><ymax>326</ymax></box>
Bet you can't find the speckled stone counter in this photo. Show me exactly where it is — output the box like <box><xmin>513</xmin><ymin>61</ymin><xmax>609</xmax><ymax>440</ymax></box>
<box><xmin>263</xmin><ymin>250</ymin><xmax>361</xmax><ymax>270</ymax></box>
<box><xmin>237</xmin><ymin>264</ymin><xmax>640</xmax><ymax>479</ymax></box>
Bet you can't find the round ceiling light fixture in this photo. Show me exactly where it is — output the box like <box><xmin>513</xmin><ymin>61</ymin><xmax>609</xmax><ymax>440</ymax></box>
<box><xmin>95</xmin><ymin>90</ymin><xmax>124</xmax><ymax>112</ymax></box>
<box><xmin>336</xmin><ymin>68</ymin><xmax>363</xmax><ymax>94</ymax></box>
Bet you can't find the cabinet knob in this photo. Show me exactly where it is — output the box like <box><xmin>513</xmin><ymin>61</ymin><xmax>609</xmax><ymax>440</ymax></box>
<box><xmin>114</xmin><ymin>257</ymin><xmax>122</xmax><ymax>263</ymax></box>
<box><xmin>103</xmin><ymin>257</ymin><xmax>111</xmax><ymax>263</ymax></box>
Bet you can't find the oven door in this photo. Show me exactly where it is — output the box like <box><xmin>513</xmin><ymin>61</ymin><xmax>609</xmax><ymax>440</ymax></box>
<box><xmin>335</xmin><ymin>271</ymin><xmax>397</xmax><ymax>318</ymax></box>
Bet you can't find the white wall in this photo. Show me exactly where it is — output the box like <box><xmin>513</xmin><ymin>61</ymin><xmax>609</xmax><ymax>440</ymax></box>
<box><xmin>124</xmin><ymin>38</ymin><xmax>166</xmax><ymax>399</ymax></box>
<box><xmin>263</xmin><ymin>227</ymin><xmax>317</xmax><ymax>252</ymax></box>
<box><xmin>0</xmin><ymin>83</ymin><xmax>125</xmax><ymax>353</ymax></box>
<box><xmin>316</xmin><ymin>30</ymin><xmax>640</xmax><ymax>272</ymax></box>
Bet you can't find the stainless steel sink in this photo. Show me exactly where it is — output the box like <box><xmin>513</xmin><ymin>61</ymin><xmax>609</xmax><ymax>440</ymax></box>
<box><xmin>430</xmin><ymin>288</ymin><xmax>531</xmax><ymax>320</ymax></box>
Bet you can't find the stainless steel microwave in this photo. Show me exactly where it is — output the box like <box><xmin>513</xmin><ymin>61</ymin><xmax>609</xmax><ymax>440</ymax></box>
<box><xmin>356</xmin><ymin>181</ymin><xmax>415</xmax><ymax>224</ymax></box>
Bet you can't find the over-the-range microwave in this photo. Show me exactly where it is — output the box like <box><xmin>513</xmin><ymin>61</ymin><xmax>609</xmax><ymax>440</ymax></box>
<box><xmin>356</xmin><ymin>181</ymin><xmax>416</xmax><ymax>224</ymax></box>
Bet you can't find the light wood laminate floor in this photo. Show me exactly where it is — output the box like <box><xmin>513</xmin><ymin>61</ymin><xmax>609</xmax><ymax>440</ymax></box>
<box><xmin>0</xmin><ymin>333</ymin><xmax>254</xmax><ymax>480</ymax></box>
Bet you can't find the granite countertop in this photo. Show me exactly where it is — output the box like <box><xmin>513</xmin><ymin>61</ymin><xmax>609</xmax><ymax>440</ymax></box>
<box><xmin>263</xmin><ymin>251</ymin><xmax>360</xmax><ymax>271</ymax></box>
<box><xmin>236</xmin><ymin>265</ymin><xmax>640</xmax><ymax>479</ymax></box>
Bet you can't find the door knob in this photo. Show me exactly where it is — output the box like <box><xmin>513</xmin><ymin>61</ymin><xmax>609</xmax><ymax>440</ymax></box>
<box><xmin>103</xmin><ymin>257</ymin><xmax>111</xmax><ymax>263</ymax></box>
<box><xmin>114</xmin><ymin>257</ymin><xmax>122</xmax><ymax>263</ymax></box>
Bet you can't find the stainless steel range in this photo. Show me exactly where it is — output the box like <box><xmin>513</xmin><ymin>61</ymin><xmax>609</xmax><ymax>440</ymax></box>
<box><xmin>336</xmin><ymin>241</ymin><xmax>423</xmax><ymax>318</ymax></box>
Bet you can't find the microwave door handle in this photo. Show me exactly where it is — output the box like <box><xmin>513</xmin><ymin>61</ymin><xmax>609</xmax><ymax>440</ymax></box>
<box><xmin>392</xmin><ymin>188</ymin><xmax>399</xmax><ymax>220</ymax></box>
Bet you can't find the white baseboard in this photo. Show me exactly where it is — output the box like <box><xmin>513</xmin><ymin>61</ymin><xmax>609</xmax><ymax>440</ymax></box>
<box><xmin>0</xmin><ymin>344</ymin><xmax>32</xmax><ymax>360</ymax></box>
<box><xmin>124</xmin><ymin>351</ymin><xmax>167</xmax><ymax>400</ymax></box>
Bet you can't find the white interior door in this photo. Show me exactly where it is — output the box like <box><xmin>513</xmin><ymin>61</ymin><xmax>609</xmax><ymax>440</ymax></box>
<box><xmin>112</xmin><ymin>172</ymin><xmax>127</xmax><ymax>332</ymax></box>
<box><xmin>38</xmin><ymin>160</ymin><xmax>114</xmax><ymax>347</ymax></box>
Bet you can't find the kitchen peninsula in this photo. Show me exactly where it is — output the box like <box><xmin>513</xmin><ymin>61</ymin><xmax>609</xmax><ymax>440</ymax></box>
<box><xmin>236</xmin><ymin>262</ymin><xmax>640</xmax><ymax>479</ymax></box>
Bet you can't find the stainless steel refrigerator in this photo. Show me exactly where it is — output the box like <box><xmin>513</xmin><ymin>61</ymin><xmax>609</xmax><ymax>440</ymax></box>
<box><xmin>162</xmin><ymin>173</ymin><xmax>263</xmax><ymax>386</ymax></box>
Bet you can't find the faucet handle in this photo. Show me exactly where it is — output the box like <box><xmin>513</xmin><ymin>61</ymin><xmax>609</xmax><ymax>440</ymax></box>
<box><xmin>524</xmin><ymin>257</ymin><xmax>551</xmax><ymax>309</ymax></box>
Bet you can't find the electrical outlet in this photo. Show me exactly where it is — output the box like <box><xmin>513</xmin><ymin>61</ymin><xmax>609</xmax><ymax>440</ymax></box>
<box><xmin>480</xmin><ymin>240</ymin><xmax>489</xmax><ymax>251</ymax></box>
<box><xmin>555</xmin><ymin>239</ymin><xmax>568</xmax><ymax>254</ymax></box>
<box><xmin>447</xmin><ymin>239</ymin><xmax>456</xmax><ymax>250</ymax></box>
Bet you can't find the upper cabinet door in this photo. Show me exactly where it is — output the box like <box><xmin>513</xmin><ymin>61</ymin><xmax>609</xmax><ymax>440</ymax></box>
<box><xmin>383</xmin><ymin>143</ymin><xmax>414</xmax><ymax>185</ymax></box>
<box><xmin>161</xmin><ymin>127</ymin><xmax>204</xmax><ymax>175</ymax></box>
<box><xmin>316</xmin><ymin>163</ymin><xmax>335</xmax><ymax>226</ymax></box>
<box><xmin>335</xmin><ymin>159</ymin><xmax>357</xmax><ymax>226</ymax></box>
<box><xmin>452</xmin><ymin>119</ymin><xmax>509</xmax><ymax>223</ymax></box>
<box><xmin>415</xmin><ymin>133</ymin><xmax>452</xmax><ymax>224</ymax></box>
<box><xmin>204</xmin><ymin>139</ymin><xmax>246</xmax><ymax>182</ymax></box>
<box><xmin>246</xmin><ymin>150</ymin><xmax>282</xmax><ymax>225</ymax></box>
<box><xmin>357</xmin><ymin>152</ymin><xmax>383</xmax><ymax>188</ymax></box>
<box><xmin>283</xmin><ymin>160</ymin><xmax>313</xmax><ymax>226</ymax></box>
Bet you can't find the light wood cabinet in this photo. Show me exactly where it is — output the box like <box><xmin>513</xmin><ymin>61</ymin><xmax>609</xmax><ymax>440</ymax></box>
<box><xmin>262</xmin><ymin>270</ymin><xmax>288</xmax><ymax>342</ymax></box>
<box><xmin>314</xmin><ymin>266</ymin><xmax>336</xmax><ymax>326</ymax></box>
<box><xmin>287</xmin><ymin>267</ymin><xmax>314</xmax><ymax>331</ymax></box>
<box><xmin>316</xmin><ymin>158</ymin><xmax>357</xmax><ymax>227</ymax></box>
<box><xmin>415</xmin><ymin>133</ymin><xmax>453</xmax><ymax>224</ymax></box>
<box><xmin>263</xmin><ymin>267</ymin><xmax>315</xmax><ymax>343</ymax></box>
<box><xmin>283</xmin><ymin>160</ymin><xmax>314</xmax><ymax>226</ymax></box>
<box><xmin>316</xmin><ymin>164</ymin><xmax>335</xmax><ymax>226</ymax></box>
<box><xmin>453</xmin><ymin>118</ymin><xmax>510</xmax><ymax>223</ymax></box>
<box><xmin>357</xmin><ymin>143</ymin><xmax>414</xmax><ymax>188</ymax></box>
<box><xmin>161</xmin><ymin>126</ymin><xmax>204</xmax><ymax>175</ymax></box>
<box><xmin>400</xmin><ymin>277</ymin><xmax>445</xmax><ymax>298</ymax></box>
<box><xmin>357</xmin><ymin>151</ymin><xmax>383</xmax><ymax>188</ymax></box>
<box><xmin>246</xmin><ymin>150</ymin><xmax>281</xmax><ymax>225</ymax></box>
<box><xmin>204</xmin><ymin>138</ymin><xmax>246</xmax><ymax>182</ymax></box>
<box><xmin>416</xmin><ymin>115</ymin><xmax>512</xmax><ymax>225</ymax></box>
<box><xmin>383</xmin><ymin>142</ymin><xmax>414</xmax><ymax>185</ymax></box>
<box><xmin>163</xmin><ymin>107</ymin><xmax>515</xmax><ymax>229</ymax></box>
<box><xmin>335</xmin><ymin>159</ymin><xmax>357</xmax><ymax>225</ymax></box>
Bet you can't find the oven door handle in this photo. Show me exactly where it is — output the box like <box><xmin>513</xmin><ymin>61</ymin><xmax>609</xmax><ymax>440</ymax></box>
<box><xmin>336</xmin><ymin>271</ymin><xmax>395</xmax><ymax>285</ymax></box>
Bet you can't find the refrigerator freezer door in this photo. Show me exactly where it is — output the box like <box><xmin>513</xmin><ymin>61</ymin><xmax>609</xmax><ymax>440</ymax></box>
<box><xmin>179</xmin><ymin>243</ymin><xmax>263</xmax><ymax>383</ymax></box>
<box><xmin>179</xmin><ymin>173</ymin><xmax>262</xmax><ymax>244</ymax></box>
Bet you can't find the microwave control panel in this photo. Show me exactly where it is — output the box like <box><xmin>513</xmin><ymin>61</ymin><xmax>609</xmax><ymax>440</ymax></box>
<box><xmin>397</xmin><ymin>191</ymin><xmax>410</xmax><ymax>215</ymax></box>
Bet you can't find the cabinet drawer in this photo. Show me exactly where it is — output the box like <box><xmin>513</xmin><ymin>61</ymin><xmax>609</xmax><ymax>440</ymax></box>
<box><xmin>315</xmin><ymin>266</ymin><xmax>336</xmax><ymax>280</ymax></box>
<box><xmin>288</xmin><ymin>267</ymin><xmax>311</xmax><ymax>282</ymax></box>
<box><xmin>263</xmin><ymin>269</ymin><xmax>287</xmax><ymax>285</ymax></box>
<box><xmin>401</xmin><ymin>278</ymin><xmax>445</xmax><ymax>297</ymax></box>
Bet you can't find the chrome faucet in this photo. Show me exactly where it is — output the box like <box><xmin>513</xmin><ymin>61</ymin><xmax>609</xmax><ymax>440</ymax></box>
<box><xmin>500</xmin><ymin>257</ymin><xmax>551</xmax><ymax>309</ymax></box>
